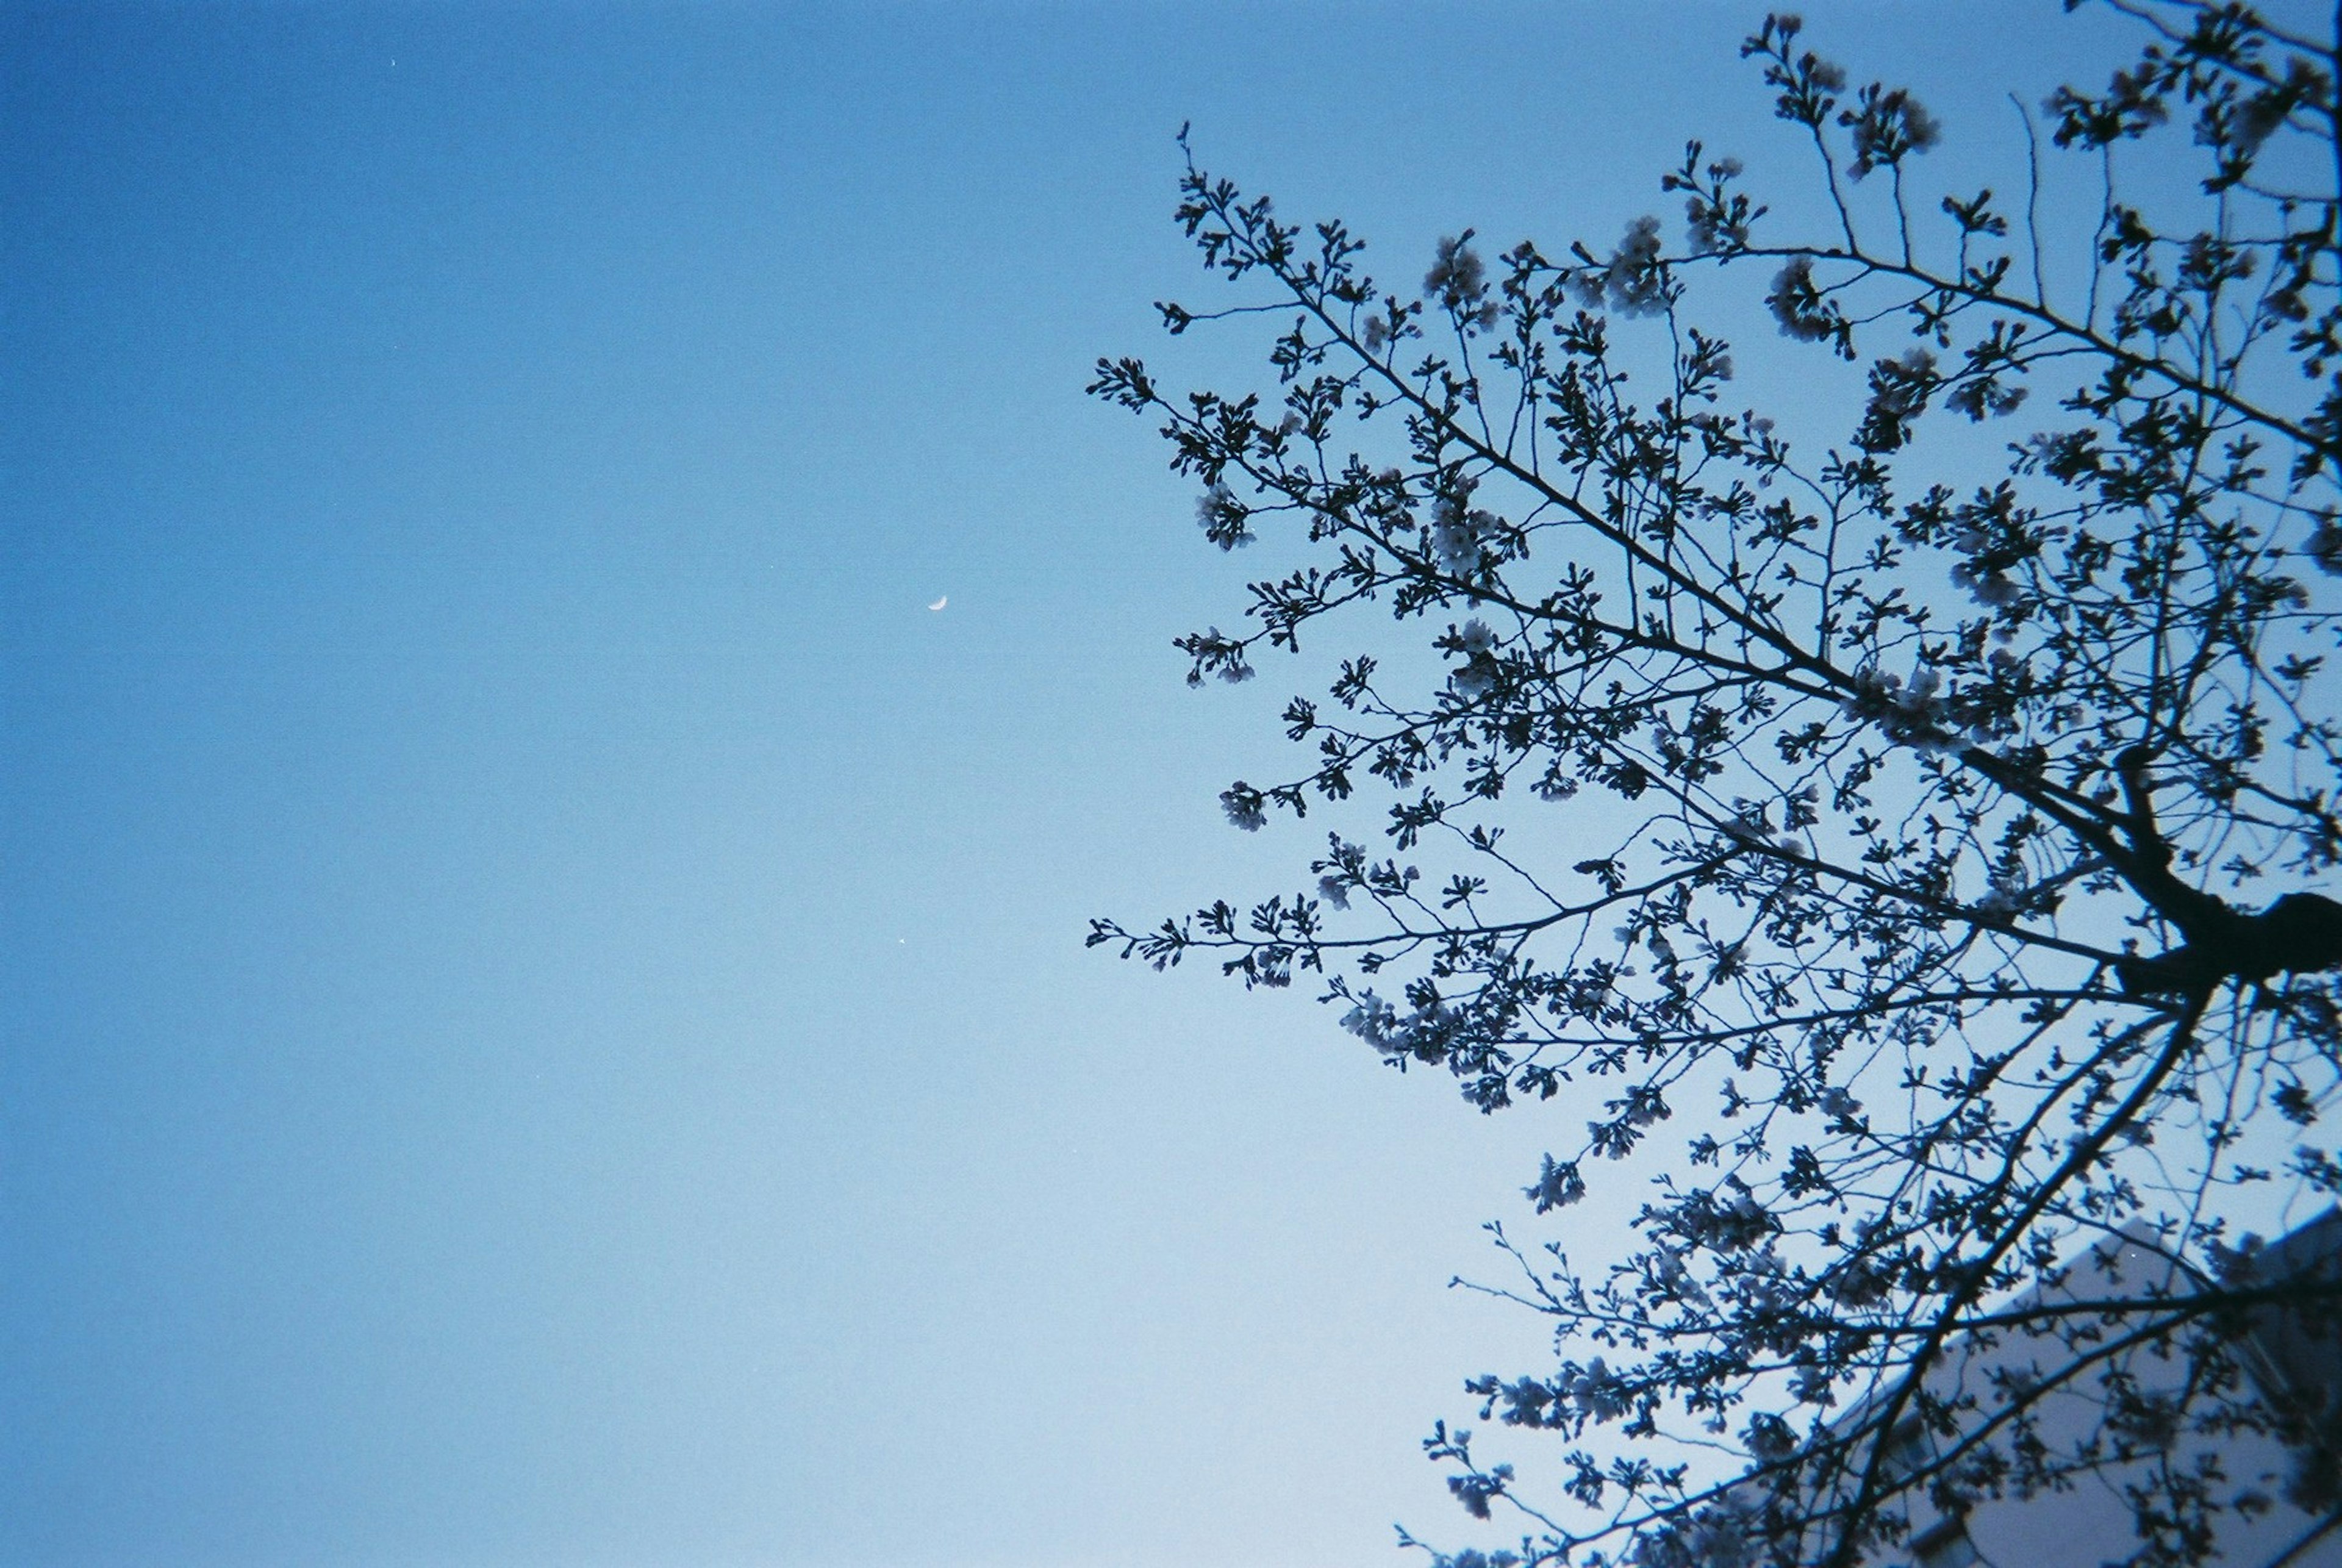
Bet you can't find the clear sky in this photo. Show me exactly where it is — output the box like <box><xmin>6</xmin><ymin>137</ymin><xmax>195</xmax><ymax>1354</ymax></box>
<box><xmin>1</xmin><ymin>4</ymin><xmax>2157</xmax><ymax>1566</ymax></box>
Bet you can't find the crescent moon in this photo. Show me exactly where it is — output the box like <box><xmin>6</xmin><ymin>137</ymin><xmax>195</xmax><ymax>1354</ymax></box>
<box><xmin>928</xmin><ymin>595</ymin><xmax>947</xmax><ymax>611</ymax></box>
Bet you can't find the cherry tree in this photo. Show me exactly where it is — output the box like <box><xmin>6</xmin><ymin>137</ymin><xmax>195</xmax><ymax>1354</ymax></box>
<box><xmin>1092</xmin><ymin>5</ymin><xmax>2342</xmax><ymax>1565</ymax></box>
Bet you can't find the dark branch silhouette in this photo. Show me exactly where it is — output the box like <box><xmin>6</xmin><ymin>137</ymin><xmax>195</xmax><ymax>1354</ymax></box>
<box><xmin>1094</xmin><ymin>5</ymin><xmax>2342</xmax><ymax>1565</ymax></box>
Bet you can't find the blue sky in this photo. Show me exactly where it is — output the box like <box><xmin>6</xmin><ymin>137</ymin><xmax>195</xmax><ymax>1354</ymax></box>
<box><xmin>2</xmin><ymin>4</ymin><xmax>2148</xmax><ymax>1565</ymax></box>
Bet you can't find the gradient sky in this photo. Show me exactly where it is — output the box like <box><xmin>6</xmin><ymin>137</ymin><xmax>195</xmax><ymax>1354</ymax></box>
<box><xmin>2</xmin><ymin>4</ymin><xmax>2163</xmax><ymax>1566</ymax></box>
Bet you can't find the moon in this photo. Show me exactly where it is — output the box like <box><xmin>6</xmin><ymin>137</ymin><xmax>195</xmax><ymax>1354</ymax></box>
<box><xmin>928</xmin><ymin>595</ymin><xmax>947</xmax><ymax>611</ymax></box>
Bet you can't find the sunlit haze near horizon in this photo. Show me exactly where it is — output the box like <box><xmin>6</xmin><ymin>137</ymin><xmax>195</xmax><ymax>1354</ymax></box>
<box><xmin>2</xmin><ymin>4</ymin><xmax>2178</xmax><ymax>1564</ymax></box>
